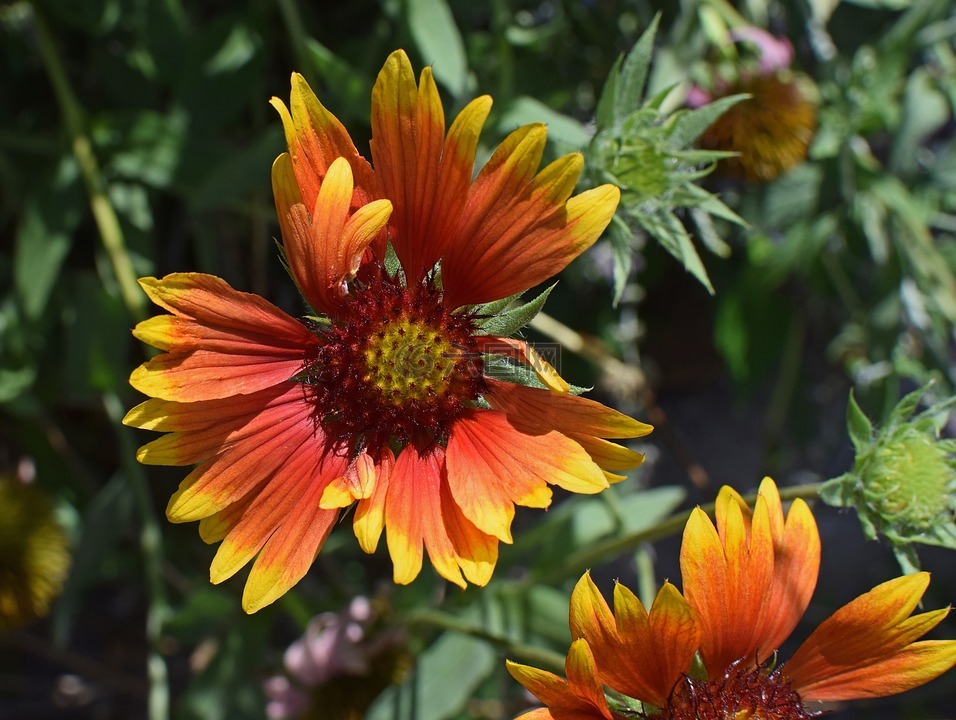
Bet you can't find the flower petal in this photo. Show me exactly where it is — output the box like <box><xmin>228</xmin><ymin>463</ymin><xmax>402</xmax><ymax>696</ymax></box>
<box><xmin>442</xmin><ymin>126</ymin><xmax>620</xmax><ymax>306</ymax></box>
<box><xmin>478</xmin><ymin>336</ymin><xmax>570</xmax><ymax>392</ymax></box>
<box><xmin>384</xmin><ymin>445</ymin><xmax>464</xmax><ymax>588</ymax></box>
<box><xmin>786</xmin><ymin>572</ymin><xmax>956</xmax><ymax>700</ymax></box>
<box><xmin>570</xmin><ymin>573</ymin><xmax>697</xmax><ymax>708</ymax></box>
<box><xmin>369</xmin><ymin>49</ymin><xmax>446</xmax><ymax>282</ymax></box>
<box><xmin>353</xmin><ymin>450</ymin><xmax>394</xmax><ymax>554</ymax></box>
<box><xmin>680</xmin><ymin>498</ymin><xmax>774</xmax><ymax>674</ymax></box>
<box><xmin>241</xmin><ymin>452</ymin><xmax>347</xmax><ymax>612</ymax></box>
<box><xmin>165</xmin><ymin>392</ymin><xmax>318</xmax><ymax>522</ymax></box>
<box><xmin>446</xmin><ymin>409</ymin><xmax>607</xmax><ymax>543</ymax></box>
<box><xmin>440</xmin><ymin>479</ymin><xmax>499</xmax><ymax>586</ymax></box>
<box><xmin>507</xmin><ymin>640</ymin><xmax>613</xmax><ymax>720</ymax></box>
<box><xmin>130</xmin><ymin>274</ymin><xmax>318</xmax><ymax>402</ymax></box>
<box><xmin>271</xmin><ymin>73</ymin><xmax>379</xmax><ymax>211</ymax></box>
<box><xmin>756</xmin><ymin>479</ymin><xmax>820</xmax><ymax>658</ymax></box>
<box><xmin>485</xmin><ymin>380</ymin><xmax>652</xmax><ymax>440</ymax></box>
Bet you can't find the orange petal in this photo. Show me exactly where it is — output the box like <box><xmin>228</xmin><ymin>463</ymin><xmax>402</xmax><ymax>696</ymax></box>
<box><xmin>786</xmin><ymin>572</ymin><xmax>955</xmax><ymax>700</ymax></box>
<box><xmin>240</xmin><ymin>452</ymin><xmax>344</xmax><ymax>612</ymax></box>
<box><xmin>756</xmin><ymin>480</ymin><xmax>820</xmax><ymax>658</ymax></box>
<box><xmin>208</xmin><ymin>439</ymin><xmax>330</xmax><ymax>584</ymax></box>
<box><xmin>271</xmin><ymin>73</ymin><xmax>378</xmax><ymax>211</ymax></box>
<box><xmin>446</xmin><ymin>409</ymin><xmax>607</xmax><ymax>543</ymax></box>
<box><xmin>485</xmin><ymin>380</ymin><xmax>652</xmax><ymax>440</ymax></box>
<box><xmin>384</xmin><ymin>445</ymin><xmax>464</xmax><ymax>588</ymax></box>
<box><xmin>680</xmin><ymin>501</ymin><xmax>774</xmax><ymax>674</ymax></box>
<box><xmin>570</xmin><ymin>573</ymin><xmax>697</xmax><ymax>708</ymax></box>
<box><xmin>165</xmin><ymin>397</ymin><xmax>318</xmax><ymax>522</ymax></box>
<box><xmin>369</xmin><ymin>50</ymin><xmax>446</xmax><ymax>282</ymax></box>
<box><xmin>792</xmin><ymin>640</ymin><xmax>956</xmax><ymax>702</ymax></box>
<box><xmin>568</xmin><ymin>433</ymin><xmax>646</xmax><ymax>473</ymax></box>
<box><xmin>506</xmin><ymin>640</ymin><xmax>613</xmax><ymax>720</ymax></box>
<box><xmin>353</xmin><ymin>449</ymin><xmax>394</xmax><ymax>554</ymax></box>
<box><xmin>442</xmin><ymin>127</ymin><xmax>620</xmax><ymax>306</ymax></box>
<box><xmin>440</xmin><ymin>479</ymin><xmax>499</xmax><ymax>586</ymax></box>
<box><xmin>320</xmin><ymin>452</ymin><xmax>376</xmax><ymax>509</ymax></box>
<box><xmin>130</xmin><ymin>274</ymin><xmax>318</xmax><ymax>401</ymax></box>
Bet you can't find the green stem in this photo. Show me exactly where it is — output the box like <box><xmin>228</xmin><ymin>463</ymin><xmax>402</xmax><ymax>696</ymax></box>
<box><xmin>403</xmin><ymin>608</ymin><xmax>566</xmax><ymax>674</ymax></box>
<box><xmin>275</xmin><ymin>0</ymin><xmax>314</xmax><ymax>85</ymax></box>
<box><xmin>30</xmin><ymin>6</ymin><xmax>146</xmax><ymax>321</ymax></box>
<box><xmin>104</xmin><ymin>394</ymin><xmax>170</xmax><ymax>720</ymax></box>
<box><xmin>532</xmin><ymin>482</ymin><xmax>823</xmax><ymax>585</ymax></box>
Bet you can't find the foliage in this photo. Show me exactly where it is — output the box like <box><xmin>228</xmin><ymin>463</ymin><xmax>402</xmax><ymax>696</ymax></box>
<box><xmin>2</xmin><ymin>0</ymin><xmax>955</xmax><ymax>719</ymax></box>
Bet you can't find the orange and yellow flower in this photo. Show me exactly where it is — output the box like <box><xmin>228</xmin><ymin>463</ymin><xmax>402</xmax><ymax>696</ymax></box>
<box><xmin>508</xmin><ymin>478</ymin><xmax>956</xmax><ymax>719</ymax></box>
<box><xmin>125</xmin><ymin>50</ymin><xmax>651</xmax><ymax>612</ymax></box>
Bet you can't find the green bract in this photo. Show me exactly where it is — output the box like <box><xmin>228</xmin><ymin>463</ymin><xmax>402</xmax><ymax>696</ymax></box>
<box><xmin>821</xmin><ymin>384</ymin><xmax>956</xmax><ymax>572</ymax></box>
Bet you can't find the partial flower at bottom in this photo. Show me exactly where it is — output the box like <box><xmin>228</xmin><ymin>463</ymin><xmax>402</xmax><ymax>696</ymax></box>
<box><xmin>508</xmin><ymin>477</ymin><xmax>956</xmax><ymax>719</ymax></box>
<box><xmin>125</xmin><ymin>49</ymin><xmax>652</xmax><ymax>612</ymax></box>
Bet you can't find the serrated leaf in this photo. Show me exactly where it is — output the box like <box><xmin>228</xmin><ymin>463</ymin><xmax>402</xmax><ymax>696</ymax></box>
<box><xmin>406</xmin><ymin>0</ymin><xmax>468</xmax><ymax>96</ymax></box>
<box><xmin>615</xmin><ymin>14</ymin><xmax>660</xmax><ymax>124</ymax></box>
<box><xmin>595</xmin><ymin>54</ymin><xmax>623</xmax><ymax>130</ymax></box>
<box><xmin>667</xmin><ymin>94</ymin><xmax>748</xmax><ymax>149</ymax></box>
<box><xmin>846</xmin><ymin>390</ymin><xmax>874</xmax><ymax>453</ymax></box>
<box><xmin>889</xmin><ymin>383</ymin><xmax>929</xmax><ymax>424</ymax></box>
<box><xmin>608</xmin><ymin>216</ymin><xmax>634</xmax><ymax>305</ymax></box>
<box><xmin>475</xmin><ymin>284</ymin><xmax>555</xmax><ymax>336</ymax></box>
<box><xmin>638</xmin><ymin>209</ymin><xmax>714</xmax><ymax>293</ymax></box>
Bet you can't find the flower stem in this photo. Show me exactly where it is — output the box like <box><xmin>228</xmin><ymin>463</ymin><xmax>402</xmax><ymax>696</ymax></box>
<box><xmin>104</xmin><ymin>393</ymin><xmax>170</xmax><ymax>720</ymax></box>
<box><xmin>403</xmin><ymin>608</ymin><xmax>566</xmax><ymax>673</ymax></box>
<box><xmin>30</xmin><ymin>6</ymin><xmax>146</xmax><ymax>320</ymax></box>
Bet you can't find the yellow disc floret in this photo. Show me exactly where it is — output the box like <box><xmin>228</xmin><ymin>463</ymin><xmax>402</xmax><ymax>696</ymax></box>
<box><xmin>363</xmin><ymin>318</ymin><xmax>459</xmax><ymax>405</ymax></box>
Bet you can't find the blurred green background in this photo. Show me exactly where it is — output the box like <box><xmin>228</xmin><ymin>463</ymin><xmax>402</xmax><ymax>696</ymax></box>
<box><xmin>2</xmin><ymin>0</ymin><xmax>955</xmax><ymax>718</ymax></box>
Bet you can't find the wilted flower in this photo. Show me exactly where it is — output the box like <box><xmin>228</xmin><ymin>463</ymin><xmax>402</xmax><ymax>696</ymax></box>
<box><xmin>691</xmin><ymin>27</ymin><xmax>817</xmax><ymax>182</ymax></box>
<box><xmin>125</xmin><ymin>49</ymin><xmax>651</xmax><ymax>612</ymax></box>
<box><xmin>508</xmin><ymin>478</ymin><xmax>956</xmax><ymax>718</ymax></box>
<box><xmin>264</xmin><ymin>596</ymin><xmax>407</xmax><ymax>720</ymax></box>
<box><xmin>0</xmin><ymin>475</ymin><xmax>70</xmax><ymax>629</ymax></box>
<box><xmin>822</xmin><ymin>384</ymin><xmax>956</xmax><ymax>572</ymax></box>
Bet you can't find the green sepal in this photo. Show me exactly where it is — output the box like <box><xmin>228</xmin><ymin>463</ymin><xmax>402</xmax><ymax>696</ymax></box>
<box><xmin>818</xmin><ymin>473</ymin><xmax>854</xmax><ymax>508</ymax></box>
<box><xmin>474</xmin><ymin>284</ymin><xmax>555</xmax><ymax>337</ymax></box>
<box><xmin>846</xmin><ymin>390</ymin><xmax>874</xmax><ymax>454</ymax></box>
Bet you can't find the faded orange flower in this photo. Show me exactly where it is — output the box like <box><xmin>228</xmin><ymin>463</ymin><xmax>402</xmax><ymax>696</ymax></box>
<box><xmin>509</xmin><ymin>478</ymin><xmax>956</xmax><ymax>719</ymax></box>
<box><xmin>125</xmin><ymin>50</ymin><xmax>650</xmax><ymax>612</ymax></box>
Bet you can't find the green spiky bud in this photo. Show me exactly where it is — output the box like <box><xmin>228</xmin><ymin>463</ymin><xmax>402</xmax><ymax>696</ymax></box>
<box><xmin>820</xmin><ymin>383</ymin><xmax>956</xmax><ymax>572</ymax></box>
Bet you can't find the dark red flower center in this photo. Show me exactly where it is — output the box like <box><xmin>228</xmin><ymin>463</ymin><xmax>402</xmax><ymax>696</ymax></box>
<box><xmin>303</xmin><ymin>271</ymin><xmax>486</xmax><ymax>455</ymax></box>
<box><xmin>658</xmin><ymin>661</ymin><xmax>812</xmax><ymax>720</ymax></box>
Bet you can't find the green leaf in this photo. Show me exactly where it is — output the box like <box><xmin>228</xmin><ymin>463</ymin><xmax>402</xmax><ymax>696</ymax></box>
<box><xmin>366</xmin><ymin>632</ymin><xmax>496</xmax><ymax>720</ymax></box>
<box><xmin>889</xmin><ymin>383</ymin><xmax>929</xmax><ymax>424</ymax></box>
<box><xmin>572</xmin><ymin>486</ymin><xmax>686</xmax><ymax>546</ymax></box>
<box><xmin>15</xmin><ymin>202</ymin><xmax>74</xmax><ymax>320</ymax></box>
<box><xmin>305</xmin><ymin>39</ymin><xmax>373</xmax><ymax>115</ymax></box>
<box><xmin>607</xmin><ymin>216</ymin><xmax>634</xmax><ymax>305</ymax></box>
<box><xmin>818</xmin><ymin>474</ymin><xmax>855</xmax><ymax>509</ymax></box>
<box><xmin>406</xmin><ymin>0</ymin><xmax>468</xmax><ymax>96</ymax></box>
<box><xmin>615</xmin><ymin>15</ymin><xmax>660</xmax><ymax>124</ymax></box>
<box><xmin>846</xmin><ymin>390</ymin><xmax>874</xmax><ymax>453</ymax></box>
<box><xmin>595</xmin><ymin>54</ymin><xmax>623</xmax><ymax>131</ymax></box>
<box><xmin>497</xmin><ymin>96</ymin><xmax>590</xmax><ymax>149</ymax></box>
<box><xmin>666</xmin><ymin>94</ymin><xmax>747</xmax><ymax>149</ymax></box>
<box><xmin>475</xmin><ymin>284</ymin><xmax>555</xmax><ymax>336</ymax></box>
<box><xmin>637</xmin><ymin>209</ymin><xmax>714</xmax><ymax>293</ymax></box>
